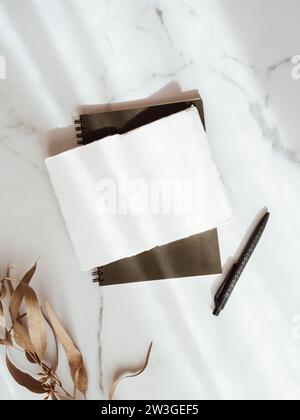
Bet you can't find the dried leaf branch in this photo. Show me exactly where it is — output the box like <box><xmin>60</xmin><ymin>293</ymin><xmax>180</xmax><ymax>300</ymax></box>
<box><xmin>44</xmin><ymin>302</ymin><xmax>88</xmax><ymax>398</ymax></box>
<box><xmin>109</xmin><ymin>342</ymin><xmax>153</xmax><ymax>400</ymax></box>
<box><xmin>0</xmin><ymin>264</ymin><xmax>88</xmax><ymax>400</ymax></box>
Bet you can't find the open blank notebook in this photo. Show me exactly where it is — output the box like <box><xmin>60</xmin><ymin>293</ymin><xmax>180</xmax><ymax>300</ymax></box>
<box><xmin>46</xmin><ymin>107</ymin><xmax>231</xmax><ymax>271</ymax></box>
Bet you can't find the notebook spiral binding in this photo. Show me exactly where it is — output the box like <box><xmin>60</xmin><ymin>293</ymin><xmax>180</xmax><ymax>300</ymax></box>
<box><xmin>75</xmin><ymin>118</ymin><xmax>104</xmax><ymax>285</ymax></box>
<box><xmin>92</xmin><ymin>267</ymin><xmax>104</xmax><ymax>286</ymax></box>
<box><xmin>74</xmin><ymin>118</ymin><xmax>87</xmax><ymax>146</ymax></box>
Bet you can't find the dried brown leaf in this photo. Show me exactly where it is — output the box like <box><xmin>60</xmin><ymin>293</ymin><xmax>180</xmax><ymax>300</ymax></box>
<box><xmin>9</xmin><ymin>263</ymin><xmax>37</xmax><ymax>323</ymax></box>
<box><xmin>44</xmin><ymin>302</ymin><xmax>88</xmax><ymax>397</ymax></box>
<box><xmin>25</xmin><ymin>351</ymin><xmax>38</xmax><ymax>364</ymax></box>
<box><xmin>6</xmin><ymin>354</ymin><xmax>45</xmax><ymax>394</ymax></box>
<box><xmin>7</xmin><ymin>264</ymin><xmax>46</xmax><ymax>360</ymax></box>
<box><xmin>0</xmin><ymin>339</ymin><xmax>11</xmax><ymax>346</ymax></box>
<box><xmin>0</xmin><ymin>283</ymin><xmax>6</xmax><ymax>300</ymax></box>
<box><xmin>22</xmin><ymin>263</ymin><xmax>38</xmax><ymax>286</ymax></box>
<box><xmin>6</xmin><ymin>267</ymin><xmax>14</xmax><ymax>295</ymax></box>
<box><xmin>24</xmin><ymin>286</ymin><xmax>47</xmax><ymax>361</ymax></box>
<box><xmin>0</xmin><ymin>329</ymin><xmax>12</xmax><ymax>347</ymax></box>
<box><xmin>109</xmin><ymin>342</ymin><xmax>153</xmax><ymax>400</ymax></box>
<box><xmin>42</xmin><ymin>311</ymin><xmax>59</xmax><ymax>372</ymax></box>
<box><xmin>5</xmin><ymin>329</ymin><xmax>12</xmax><ymax>346</ymax></box>
<box><xmin>6</xmin><ymin>278</ymin><xmax>14</xmax><ymax>295</ymax></box>
<box><xmin>0</xmin><ymin>300</ymin><xmax>5</xmax><ymax>329</ymax></box>
<box><xmin>13</xmin><ymin>321</ymin><xmax>36</xmax><ymax>355</ymax></box>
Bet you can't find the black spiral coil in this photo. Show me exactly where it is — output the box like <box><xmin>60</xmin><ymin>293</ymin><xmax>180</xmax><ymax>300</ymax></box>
<box><xmin>92</xmin><ymin>267</ymin><xmax>104</xmax><ymax>286</ymax></box>
<box><xmin>74</xmin><ymin>118</ymin><xmax>87</xmax><ymax>145</ymax></box>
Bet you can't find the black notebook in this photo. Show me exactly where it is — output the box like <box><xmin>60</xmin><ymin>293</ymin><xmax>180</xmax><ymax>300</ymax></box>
<box><xmin>75</xmin><ymin>98</ymin><xmax>205</xmax><ymax>146</ymax></box>
<box><xmin>74</xmin><ymin>97</ymin><xmax>222</xmax><ymax>286</ymax></box>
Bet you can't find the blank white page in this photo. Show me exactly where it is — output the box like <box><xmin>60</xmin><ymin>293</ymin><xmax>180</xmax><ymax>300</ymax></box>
<box><xmin>46</xmin><ymin>107</ymin><xmax>232</xmax><ymax>271</ymax></box>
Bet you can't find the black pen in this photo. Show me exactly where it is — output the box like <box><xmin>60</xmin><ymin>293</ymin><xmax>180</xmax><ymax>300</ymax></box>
<box><xmin>213</xmin><ymin>211</ymin><xmax>270</xmax><ymax>317</ymax></box>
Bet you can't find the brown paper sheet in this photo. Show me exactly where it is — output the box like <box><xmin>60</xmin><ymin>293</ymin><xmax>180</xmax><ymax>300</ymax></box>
<box><xmin>99</xmin><ymin>230</ymin><xmax>222</xmax><ymax>286</ymax></box>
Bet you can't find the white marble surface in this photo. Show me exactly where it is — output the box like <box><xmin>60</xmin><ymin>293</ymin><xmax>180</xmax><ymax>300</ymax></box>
<box><xmin>0</xmin><ymin>0</ymin><xmax>300</xmax><ymax>400</ymax></box>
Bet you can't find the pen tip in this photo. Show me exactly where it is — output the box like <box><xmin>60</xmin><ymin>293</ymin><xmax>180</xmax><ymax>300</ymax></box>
<box><xmin>213</xmin><ymin>308</ymin><xmax>221</xmax><ymax>317</ymax></box>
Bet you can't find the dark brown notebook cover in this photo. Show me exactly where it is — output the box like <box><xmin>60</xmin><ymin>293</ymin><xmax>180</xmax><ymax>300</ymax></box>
<box><xmin>75</xmin><ymin>97</ymin><xmax>222</xmax><ymax>286</ymax></box>
<box><xmin>75</xmin><ymin>98</ymin><xmax>205</xmax><ymax>145</ymax></box>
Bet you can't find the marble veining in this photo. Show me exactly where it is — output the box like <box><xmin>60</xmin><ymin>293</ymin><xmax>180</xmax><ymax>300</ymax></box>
<box><xmin>98</xmin><ymin>293</ymin><xmax>105</xmax><ymax>396</ymax></box>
